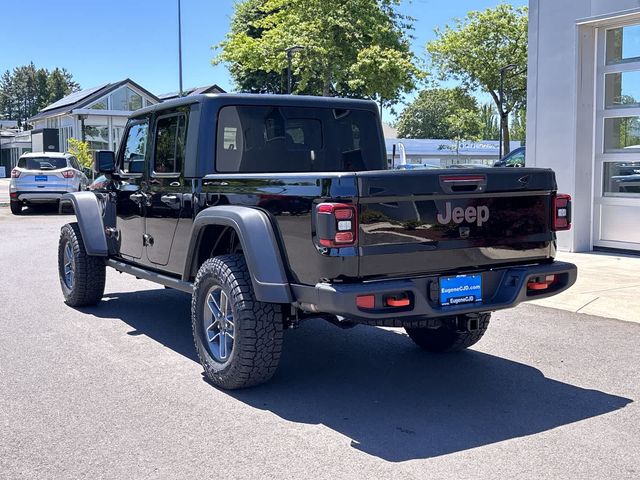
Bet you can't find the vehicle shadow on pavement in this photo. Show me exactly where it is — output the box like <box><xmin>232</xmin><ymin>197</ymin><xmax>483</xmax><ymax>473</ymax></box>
<box><xmin>97</xmin><ymin>289</ymin><xmax>632</xmax><ymax>462</ymax></box>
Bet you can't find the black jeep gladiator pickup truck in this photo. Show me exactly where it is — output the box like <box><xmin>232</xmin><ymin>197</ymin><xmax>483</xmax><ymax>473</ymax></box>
<box><xmin>58</xmin><ymin>94</ymin><xmax>577</xmax><ymax>389</ymax></box>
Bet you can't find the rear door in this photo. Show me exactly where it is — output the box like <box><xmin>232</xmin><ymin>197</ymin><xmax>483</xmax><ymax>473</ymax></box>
<box><xmin>145</xmin><ymin>111</ymin><xmax>188</xmax><ymax>266</ymax></box>
<box><xmin>355</xmin><ymin>168</ymin><xmax>557</xmax><ymax>279</ymax></box>
<box><xmin>115</xmin><ymin>118</ymin><xmax>150</xmax><ymax>260</ymax></box>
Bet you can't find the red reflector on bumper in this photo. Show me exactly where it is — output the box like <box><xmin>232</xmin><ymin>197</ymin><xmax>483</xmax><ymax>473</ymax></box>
<box><xmin>356</xmin><ymin>295</ymin><xmax>375</xmax><ymax>309</ymax></box>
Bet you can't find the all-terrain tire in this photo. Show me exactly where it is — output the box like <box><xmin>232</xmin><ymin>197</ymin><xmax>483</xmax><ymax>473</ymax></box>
<box><xmin>58</xmin><ymin>222</ymin><xmax>106</xmax><ymax>307</ymax></box>
<box><xmin>10</xmin><ymin>201</ymin><xmax>22</xmax><ymax>215</ymax></box>
<box><xmin>192</xmin><ymin>254</ymin><xmax>284</xmax><ymax>390</ymax></box>
<box><xmin>405</xmin><ymin>313</ymin><xmax>491</xmax><ymax>352</ymax></box>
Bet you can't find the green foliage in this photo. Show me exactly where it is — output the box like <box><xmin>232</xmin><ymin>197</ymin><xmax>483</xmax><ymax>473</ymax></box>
<box><xmin>214</xmin><ymin>0</ymin><xmax>423</xmax><ymax>107</ymax></box>
<box><xmin>67</xmin><ymin>138</ymin><xmax>93</xmax><ymax>169</ymax></box>
<box><xmin>427</xmin><ymin>4</ymin><xmax>528</xmax><ymax>153</ymax></box>
<box><xmin>0</xmin><ymin>63</ymin><xmax>79</xmax><ymax>128</ymax></box>
<box><xmin>510</xmin><ymin>108</ymin><xmax>526</xmax><ymax>142</ymax></box>
<box><xmin>480</xmin><ymin>103</ymin><xmax>499</xmax><ymax>140</ymax></box>
<box><xmin>395</xmin><ymin>87</ymin><xmax>481</xmax><ymax>139</ymax></box>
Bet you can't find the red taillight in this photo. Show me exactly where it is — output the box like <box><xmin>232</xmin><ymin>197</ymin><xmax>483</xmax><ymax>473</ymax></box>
<box><xmin>552</xmin><ymin>194</ymin><xmax>571</xmax><ymax>231</ymax></box>
<box><xmin>316</xmin><ymin>202</ymin><xmax>358</xmax><ymax>247</ymax></box>
<box><xmin>11</xmin><ymin>169</ymin><xmax>20</xmax><ymax>178</ymax></box>
<box><xmin>62</xmin><ymin>170</ymin><xmax>75</xmax><ymax>178</ymax></box>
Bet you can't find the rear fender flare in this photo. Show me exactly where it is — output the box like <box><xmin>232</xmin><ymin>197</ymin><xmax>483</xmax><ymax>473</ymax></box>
<box><xmin>184</xmin><ymin>206</ymin><xmax>293</xmax><ymax>304</ymax></box>
<box><xmin>59</xmin><ymin>192</ymin><xmax>108</xmax><ymax>256</ymax></box>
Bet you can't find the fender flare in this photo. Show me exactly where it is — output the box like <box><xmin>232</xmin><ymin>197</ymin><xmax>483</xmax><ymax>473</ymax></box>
<box><xmin>60</xmin><ymin>192</ymin><xmax>108</xmax><ymax>256</ymax></box>
<box><xmin>184</xmin><ymin>205</ymin><xmax>293</xmax><ymax>304</ymax></box>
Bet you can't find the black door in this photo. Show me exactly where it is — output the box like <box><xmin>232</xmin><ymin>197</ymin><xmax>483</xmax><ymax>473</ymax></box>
<box><xmin>115</xmin><ymin>118</ymin><xmax>150</xmax><ymax>261</ymax></box>
<box><xmin>145</xmin><ymin>112</ymin><xmax>188</xmax><ymax>266</ymax></box>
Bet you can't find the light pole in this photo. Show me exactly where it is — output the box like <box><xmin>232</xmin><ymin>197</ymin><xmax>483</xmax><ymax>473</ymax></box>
<box><xmin>178</xmin><ymin>0</ymin><xmax>184</xmax><ymax>97</ymax></box>
<box><xmin>285</xmin><ymin>46</ymin><xmax>304</xmax><ymax>94</ymax></box>
<box><xmin>498</xmin><ymin>63</ymin><xmax>517</xmax><ymax>159</ymax></box>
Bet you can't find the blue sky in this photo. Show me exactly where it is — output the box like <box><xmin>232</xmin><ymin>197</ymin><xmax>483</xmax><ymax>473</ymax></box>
<box><xmin>1</xmin><ymin>0</ymin><xmax>526</xmax><ymax>101</ymax></box>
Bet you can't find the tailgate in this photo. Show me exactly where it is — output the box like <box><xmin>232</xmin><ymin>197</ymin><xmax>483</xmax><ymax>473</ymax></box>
<box><xmin>356</xmin><ymin>168</ymin><xmax>557</xmax><ymax>279</ymax></box>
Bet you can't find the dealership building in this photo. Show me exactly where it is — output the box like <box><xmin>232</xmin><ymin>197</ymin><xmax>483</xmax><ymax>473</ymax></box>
<box><xmin>528</xmin><ymin>0</ymin><xmax>640</xmax><ymax>252</ymax></box>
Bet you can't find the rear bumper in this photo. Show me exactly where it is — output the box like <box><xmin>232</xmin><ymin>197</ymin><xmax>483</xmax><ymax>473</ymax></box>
<box><xmin>12</xmin><ymin>191</ymin><xmax>70</xmax><ymax>203</ymax></box>
<box><xmin>291</xmin><ymin>261</ymin><xmax>577</xmax><ymax>324</ymax></box>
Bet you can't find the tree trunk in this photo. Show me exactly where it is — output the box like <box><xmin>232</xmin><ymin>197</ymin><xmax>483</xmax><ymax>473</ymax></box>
<box><xmin>501</xmin><ymin>113</ymin><xmax>511</xmax><ymax>156</ymax></box>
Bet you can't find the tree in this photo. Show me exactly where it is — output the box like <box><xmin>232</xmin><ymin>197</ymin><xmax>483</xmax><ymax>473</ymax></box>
<box><xmin>480</xmin><ymin>103</ymin><xmax>499</xmax><ymax>140</ymax></box>
<box><xmin>427</xmin><ymin>4</ymin><xmax>528</xmax><ymax>155</ymax></box>
<box><xmin>214</xmin><ymin>0</ymin><xmax>422</xmax><ymax>109</ymax></box>
<box><xmin>0</xmin><ymin>64</ymin><xmax>80</xmax><ymax>127</ymax></box>
<box><xmin>67</xmin><ymin>138</ymin><xmax>93</xmax><ymax>169</ymax></box>
<box><xmin>47</xmin><ymin>68</ymin><xmax>79</xmax><ymax>104</ymax></box>
<box><xmin>395</xmin><ymin>87</ymin><xmax>481</xmax><ymax>139</ymax></box>
<box><xmin>510</xmin><ymin>108</ymin><xmax>526</xmax><ymax>143</ymax></box>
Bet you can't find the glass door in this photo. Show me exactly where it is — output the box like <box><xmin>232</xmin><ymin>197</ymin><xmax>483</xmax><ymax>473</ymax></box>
<box><xmin>594</xmin><ymin>23</ymin><xmax>640</xmax><ymax>250</ymax></box>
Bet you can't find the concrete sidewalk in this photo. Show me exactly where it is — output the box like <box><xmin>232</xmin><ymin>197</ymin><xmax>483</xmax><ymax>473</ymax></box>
<box><xmin>533</xmin><ymin>251</ymin><xmax>640</xmax><ymax>323</ymax></box>
<box><xmin>0</xmin><ymin>178</ymin><xmax>10</xmax><ymax>205</ymax></box>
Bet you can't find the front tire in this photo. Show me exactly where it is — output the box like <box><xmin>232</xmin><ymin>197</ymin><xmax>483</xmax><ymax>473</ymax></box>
<box><xmin>10</xmin><ymin>201</ymin><xmax>22</xmax><ymax>215</ymax></box>
<box><xmin>58</xmin><ymin>223</ymin><xmax>106</xmax><ymax>307</ymax></box>
<box><xmin>192</xmin><ymin>254</ymin><xmax>284</xmax><ymax>390</ymax></box>
<box><xmin>405</xmin><ymin>313</ymin><xmax>490</xmax><ymax>352</ymax></box>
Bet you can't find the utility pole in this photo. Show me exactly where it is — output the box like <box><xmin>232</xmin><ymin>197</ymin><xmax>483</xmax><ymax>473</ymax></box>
<box><xmin>178</xmin><ymin>0</ymin><xmax>184</xmax><ymax>97</ymax></box>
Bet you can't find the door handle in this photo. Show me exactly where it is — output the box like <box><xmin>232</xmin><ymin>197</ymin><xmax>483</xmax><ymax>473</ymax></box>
<box><xmin>161</xmin><ymin>194</ymin><xmax>181</xmax><ymax>205</ymax></box>
<box><xmin>129</xmin><ymin>193</ymin><xmax>144</xmax><ymax>203</ymax></box>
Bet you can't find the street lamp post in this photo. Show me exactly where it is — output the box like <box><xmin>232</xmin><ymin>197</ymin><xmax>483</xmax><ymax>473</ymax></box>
<box><xmin>285</xmin><ymin>46</ymin><xmax>304</xmax><ymax>94</ymax></box>
<box><xmin>178</xmin><ymin>0</ymin><xmax>184</xmax><ymax>97</ymax></box>
<box><xmin>498</xmin><ymin>64</ymin><xmax>517</xmax><ymax>159</ymax></box>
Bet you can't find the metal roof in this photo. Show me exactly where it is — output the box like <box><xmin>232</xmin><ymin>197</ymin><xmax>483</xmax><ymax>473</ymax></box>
<box><xmin>158</xmin><ymin>84</ymin><xmax>226</xmax><ymax>101</ymax></box>
<box><xmin>40</xmin><ymin>84</ymin><xmax>109</xmax><ymax>113</ymax></box>
<box><xmin>29</xmin><ymin>79</ymin><xmax>161</xmax><ymax>123</ymax></box>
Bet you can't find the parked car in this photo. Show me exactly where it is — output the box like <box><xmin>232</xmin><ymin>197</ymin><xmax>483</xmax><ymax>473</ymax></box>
<box><xmin>9</xmin><ymin>152</ymin><xmax>89</xmax><ymax>215</ymax></box>
<box><xmin>494</xmin><ymin>146</ymin><xmax>526</xmax><ymax>167</ymax></box>
<box><xmin>58</xmin><ymin>94</ymin><xmax>576</xmax><ymax>390</ymax></box>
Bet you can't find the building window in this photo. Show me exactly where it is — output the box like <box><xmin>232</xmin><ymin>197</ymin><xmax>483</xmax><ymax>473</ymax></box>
<box><xmin>603</xmin><ymin>162</ymin><xmax>640</xmax><ymax>197</ymax></box>
<box><xmin>109</xmin><ymin>87</ymin><xmax>144</xmax><ymax>111</ymax></box>
<box><xmin>59</xmin><ymin>126</ymin><xmax>72</xmax><ymax>152</ymax></box>
<box><xmin>84</xmin><ymin>124</ymin><xmax>110</xmax><ymax>151</ymax></box>
<box><xmin>606</xmin><ymin>25</ymin><xmax>640</xmax><ymax>64</ymax></box>
<box><xmin>604</xmin><ymin>117</ymin><xmax>640</xmax><ymax>152</ymax></box>
<box><xmin>89</xmin><ymin>98</ymin><xmax>109</xmax><ymax>110</ymax></box>
<box><xmin>112</xmin><ymin>126</ymin><xmax>124</xmax><ymax>152</ymax></box>
<box><xmin>604</xmin><ymin>71</ymin><xmax>640</xmax><ymax>108</ymax></box>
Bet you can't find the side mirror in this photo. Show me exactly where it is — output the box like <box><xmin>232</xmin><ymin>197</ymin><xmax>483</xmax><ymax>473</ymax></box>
<box><xmin>94</xmin><ymin>150</ymin><xmax>115</xmax><ymax>174</ymax></box>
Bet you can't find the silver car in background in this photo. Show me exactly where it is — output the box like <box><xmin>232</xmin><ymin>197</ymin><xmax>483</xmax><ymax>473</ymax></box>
<box><xmin>9</xmin><ymin>152</ymin><xmax>89</xmax><ymax>215</ymax></box>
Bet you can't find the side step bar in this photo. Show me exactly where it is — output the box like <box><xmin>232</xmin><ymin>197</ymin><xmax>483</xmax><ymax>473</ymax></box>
<box><xmin>106</xmin><ymin>259</ymin><xmax>194</xmax><ymax>293</ymax></box>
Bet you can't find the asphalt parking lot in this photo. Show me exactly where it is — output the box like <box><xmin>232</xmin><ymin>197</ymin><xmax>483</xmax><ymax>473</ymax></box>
<box><xmin>1</xmin><ymin>205</ymin><xmax>639</xmax><ymax>479</ymax></box>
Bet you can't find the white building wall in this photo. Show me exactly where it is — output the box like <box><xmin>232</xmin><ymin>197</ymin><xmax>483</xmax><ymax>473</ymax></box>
<box><xmin>528</xmin><ymin>0</ymin><xmax>640</xmax><ymax>251</ymax></box>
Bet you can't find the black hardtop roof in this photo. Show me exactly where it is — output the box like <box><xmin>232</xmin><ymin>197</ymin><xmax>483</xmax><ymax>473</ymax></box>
<box><xmin>132</xmin><ymin>93</ymin><xmax>379</xmax><ymax>118</ymax></box>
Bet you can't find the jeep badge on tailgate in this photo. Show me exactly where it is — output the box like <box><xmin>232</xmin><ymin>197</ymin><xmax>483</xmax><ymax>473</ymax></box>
<box><xmin>437</xmin><ymin>202</ymin><xmax>490</xmax><ymax>227</ymax></box>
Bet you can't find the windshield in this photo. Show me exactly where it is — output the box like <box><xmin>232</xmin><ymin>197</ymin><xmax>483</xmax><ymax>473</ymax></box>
<box><xmin>17</xmin><ymin>157</ymin><xmax>68</xmax><ymax>170</ymax></box>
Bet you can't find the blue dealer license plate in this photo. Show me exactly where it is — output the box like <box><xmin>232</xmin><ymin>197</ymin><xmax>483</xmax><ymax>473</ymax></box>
<box><xmin>35</xmin><ymin>175</ymin><xmax>48</xmax><ymax>182</ymax></box>
<box><xmin>440</xmin><ymin>274</ymin><xmax>482</xmax><ymax>306</ymax></box>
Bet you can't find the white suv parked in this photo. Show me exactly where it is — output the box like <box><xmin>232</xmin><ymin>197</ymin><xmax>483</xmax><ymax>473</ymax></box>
<box><xmin>9</xmin><ymin>152</ymin><xmax>89</xmax><ymax>215</ymax></box>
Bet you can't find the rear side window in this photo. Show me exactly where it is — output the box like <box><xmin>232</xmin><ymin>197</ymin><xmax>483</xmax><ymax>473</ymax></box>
<box><xmin>154</xmin><ymin>114</ymin><xmax>187</xmax><ymax>174</ymax></box>
<box><xmin>18</xmin><ymin>157</ymin><xmax>67</xmax><ymax>170</ymax></box>
<box><xmin>215</xmin><ymin>105</ymin><xmax>384</xmax><ymax>172</ymax></box>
